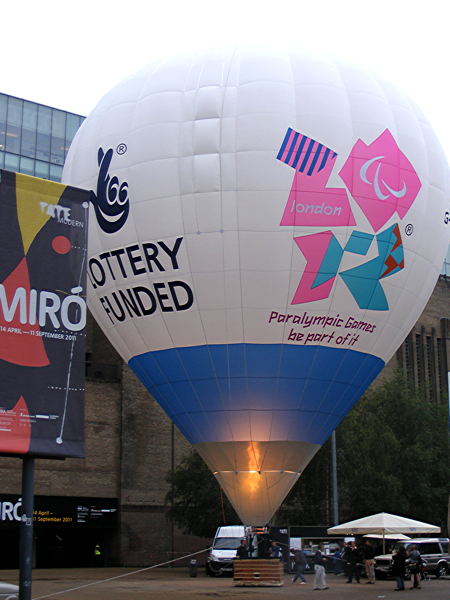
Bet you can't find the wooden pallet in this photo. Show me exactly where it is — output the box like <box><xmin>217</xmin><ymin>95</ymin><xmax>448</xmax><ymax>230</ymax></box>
<box><xmin>233</xmin><ymin>559</ymin><xmax>284</xmax><ymax>586</ymax></box>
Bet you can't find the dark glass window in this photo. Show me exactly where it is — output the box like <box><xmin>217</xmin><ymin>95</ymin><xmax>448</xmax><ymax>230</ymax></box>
<box><xmin>437</xmin><ymin>337</ymin><xmax>446</xmax><ymax>399</ymax></box>
<box><xmin>404</xmin><ymin>334</ymin><xmax>415</xmax><ymax>388</ymax></box>
<box><xmin>418</xmin><ymin>543</ymin><xmax>441</xmax><ymax>554</ymax></box>
<box><xmin>65</xmin><ymin>114</ymin><xmax>84</xmax><ymax>157</ymax></box>
<box><xmin>4</xmin><ymin>152</ymin><xmax>20</xmax><ymax>171</ymax></box>
<box><xmin>36</xmin><ymin>105</ymin><xmax>51</xmax><ymax>160</ymax></box>
<box><xmin>21</xmin><ymin>101</ymin><xmax>38</xmax><ymax>158</ymax></box>
<box><xmin>50</xmin><ymin>109</ymin><xmax>66</xmax><ymax>165</ymax></box>
<box><xmin>20</xmin><ymin>156</ymin><xmax>35</xmax><ymax>176</ymax></box>
<box><xmin>35</xmin><ymin>159</ymin><xmax>50</xmax><ymax>179</ymax></box>
<box><xmin>49</xmin><ymin>164</ymin><xmax>63</xmax><ymax>182</ymax></box>
<box><xmin>426</xmin><ymin>335</ymin><xmax>437</xmax><ymax>401</ymax></box>
<box><xmin>65</xmin><ymin>113</ymin><xmax>82</xmax><ymax>152</ymax></box>
<box><xmin>5</xmin><ymin>97</ymin><xmax>22</xmax><ymax>154</ymax></box>
<box><xmin>415</xmin><ymin>333</ymin><xmax>425</xmax><ymax>388</ymax></box>
<box><xmin>0</xmin><ymin>94</ymin><xmax>7</xmax><ymax>151</ymax></box>
<box><xmin>0</xmin><ymin>151</ymin><xmax>4</xmax><ymax>169</ymax></box>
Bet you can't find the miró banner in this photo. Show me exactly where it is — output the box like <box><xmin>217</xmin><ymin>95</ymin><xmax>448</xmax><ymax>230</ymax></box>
<box><xmin>0</xmin><ymin>170</ymin><xmax>89</xmax><ymax>458</ymax></box>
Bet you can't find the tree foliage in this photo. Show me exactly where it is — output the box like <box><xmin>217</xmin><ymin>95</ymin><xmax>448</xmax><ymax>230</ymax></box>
<box><xmin>275</xmin><ymin>440</ymin><xmax>331</xmax><ymax>525</ymax></box>
<box><xmin>166</xmin><ymin>373</ymin><xmax>449</xmax><ymax>536</ymax></box>
<box><xmin>165</xmin><ymin>450</ymin><xmax>238</xmax><ymax>538</ymax></box>
<box><xmin>336</xmin><ymin>373</ymin><xmax>449</xmax><ymax>529</ymax></box>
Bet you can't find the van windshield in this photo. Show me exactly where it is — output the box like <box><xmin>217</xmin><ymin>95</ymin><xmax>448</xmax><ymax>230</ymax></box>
<box><xmin>214</xmin><ymin>537</ymin><xmax>242</xmax><ymax>550</ymax></box>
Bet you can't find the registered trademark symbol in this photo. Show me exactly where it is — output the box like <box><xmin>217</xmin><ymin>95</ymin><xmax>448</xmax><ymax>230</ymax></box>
<box><xmin>116</xmin><ymin>143</ymin><xmax>127</xmax><ymax>155</ymax></box>
<box><xmin>405</xmin><ymin>224</ymin><xmax>414</xmax><ymax>236</ymax></box>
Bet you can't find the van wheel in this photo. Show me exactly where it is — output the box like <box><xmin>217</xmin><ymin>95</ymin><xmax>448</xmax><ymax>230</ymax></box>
<box><xmin>435</xmin><ymin>563</ymin><xmax>447</xmax><ymax>578</ymax></box>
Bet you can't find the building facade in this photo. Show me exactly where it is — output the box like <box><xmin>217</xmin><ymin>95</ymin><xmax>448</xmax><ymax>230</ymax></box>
<box><xmin>0</xmin><ymin>93</ymin><xmax>84</xmax><ymax>182</ymax></box>
<box><xmin>0</xmin><ymin>93</ymin><xmax>448</xmax><ymax>568</ymax></box>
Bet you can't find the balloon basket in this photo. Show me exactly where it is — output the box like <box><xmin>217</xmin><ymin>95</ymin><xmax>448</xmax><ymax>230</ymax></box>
<box><xmin>233</xmin><ymin>559</ymin><xmax>284</xmax><ymax>586</ymax></box>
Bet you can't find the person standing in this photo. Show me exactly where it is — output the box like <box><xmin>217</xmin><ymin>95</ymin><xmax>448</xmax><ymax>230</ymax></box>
<box><xmin>258</xmin><ymin>533</ymin><xmax>271</xmax><ymax>558</ymax></box>
<box><xmin>363</xmin><ymin>540</ymin><xmax>376</xmax><ymax>584</ymax></box>
<box><xmin>332</xmin><ymin>547</ymin><xmax>343</xmax><ymax>575</ymax></box>
<box><xmin>270</xmin><ymin>541</ymin><xmax>282</xmax><ymax>558</ymax></box>
<box><xmin>344</xmin><ymin>541</ymin><xmax>361</xmax><ymax>583</ymax></box>
<box><xmin>236</xmin><ymin>539</ymin><xmax>249</xmax><ymax>559</ymax></box>
<box><xmin>342</xmin><ymin>542</ymin><xmax>353</xmax><ymax>581</ymax></box>
<box><xmin>392</xmin><ymin>545</ymin><xmax>407</xmax><ymax>591</ymax></box>
<box><xmin>291</xmin><ymin>548</ymin><xmax>307</xmax><ymax>584</ymax></box>
<box><xmin>407</xmin><ymin>545</ymin><xmax>422</xmax><ymax>589</ymax></box>
<box><xmin>313</xmin><ymin>544</ymin><xmax>329</xmax><ymax>590</ymax></box>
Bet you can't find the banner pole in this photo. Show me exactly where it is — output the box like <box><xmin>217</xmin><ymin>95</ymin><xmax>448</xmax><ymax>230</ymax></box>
<box><xmin>19</xmin><ymin>455</ymin><xmax>35</xmax><ymax>600</ymax></box>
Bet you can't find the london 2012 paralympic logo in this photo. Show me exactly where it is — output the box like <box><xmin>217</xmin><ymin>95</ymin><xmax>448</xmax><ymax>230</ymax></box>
<box><xmin>277</xmin><ymin>128</ymin><xmax>422</xmax><ymax>311</ymax></box>
<box><xmin>90</xmin><ymin>147</ymin><xmax>130</xmax><ymax>234</ymax></box>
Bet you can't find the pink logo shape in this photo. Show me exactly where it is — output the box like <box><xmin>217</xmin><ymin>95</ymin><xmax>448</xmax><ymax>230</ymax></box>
<box><xmin>291</xmin><ymin>231</ymin><xmax>337</xmax><ymax>304</ymax></box>
<box><xmin>339</xmin><ymin>129</ymin><xmax>421</xmax><ymax>232</ymax></box>
<box><xmin>280</xmin><ymin>168</ymin><xmax>356</xmax><ymax>227</ymax></box>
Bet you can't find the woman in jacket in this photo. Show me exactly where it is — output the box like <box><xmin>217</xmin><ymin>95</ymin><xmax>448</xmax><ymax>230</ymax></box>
<box><xmin>392</xmin><ymin>545</ymin><xmax>407</xmax><ymax>591</ymax></box>
<box><xmin>407</xmin><ymin>545</ymin><xmax>422</xmax><ymax>589</ymax></box>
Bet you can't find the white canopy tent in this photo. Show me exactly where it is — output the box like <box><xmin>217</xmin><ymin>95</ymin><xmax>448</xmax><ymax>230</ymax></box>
<box><xmin>363</xmin><ymin>533</ymin><xmax>411</xmax><ymax>541</ymax></box>
<box><xmin>327</xmin><ymin>512</ymin><xmax>440</xmax><ymax>553</ymax></box>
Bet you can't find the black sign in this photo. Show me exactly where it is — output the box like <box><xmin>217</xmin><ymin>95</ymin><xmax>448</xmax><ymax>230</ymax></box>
<box><xmin>0</xmin><ymin>494</ymin><xmax>118</xmax><ymax>528</ymax></box>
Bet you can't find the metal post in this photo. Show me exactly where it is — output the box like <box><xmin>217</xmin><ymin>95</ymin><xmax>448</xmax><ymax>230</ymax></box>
<box><xmin>330</xmin><ymin>431</ymin><xmax>339</xmax><ymax>526</ymax></box>
<box><xmin>170</xmin><ymin>422</ymin><xmax>175</xmax><ymax>563</ymax></box>
<box><xmin>19</xmin><ymin>456</ymin><xmax>35</xmax><ymax>600</ymax></box>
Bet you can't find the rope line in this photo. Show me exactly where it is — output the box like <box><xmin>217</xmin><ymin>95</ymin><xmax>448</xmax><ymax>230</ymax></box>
<box><xmin>32</xmin><ymin>547</ymin><xmax>212</xmax><ymax>600</ymax></box>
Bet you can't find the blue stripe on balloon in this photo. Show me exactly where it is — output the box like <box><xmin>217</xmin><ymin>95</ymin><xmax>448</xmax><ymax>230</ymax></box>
<box><xmin>128</xmin><ymin>344</ymin><xmax>384</xmax><ymax>446</ymax></box>
<box><xmin>277</xmin><ymin>127</ymin><xmax>293</xmax><ymax>160</ymax></box>
<box><xmin>285</xmin><ymin>130</ymin><xmax>299</xmax><ymax>164</ymax></box>
<box><xmin>306</xmin><ymin>143</ymin><xmax>323</xmax><ymax>176</ymax></box>
<box><xmin>298</xmin><ymin>138</ymin><xmax>316</xmax><ymax>172</ymax></box>
<box><xmin>318</xmin><ymin>147</ymin><xmax>331</xmax><ymax>172</ymax></box>
<box><xmin>291</xmin><ymin>135</ymin><xmax>308</xmax><ymax>169</ymax></box>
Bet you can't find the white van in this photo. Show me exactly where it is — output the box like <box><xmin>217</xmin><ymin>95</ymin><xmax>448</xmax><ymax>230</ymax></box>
<box><xmin>0</xmin><ymin>581</ymin><xmax>18</xmax><ymax>600</ymax></box>
<box><xmin>206</xmin><ymin>525</ymin><xmax>247</xmax><ymax>576</ymax></box>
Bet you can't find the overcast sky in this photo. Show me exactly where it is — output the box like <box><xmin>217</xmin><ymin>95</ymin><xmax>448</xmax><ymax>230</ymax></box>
<box><xmin>3</xmin><ymin>0</ymin><xmax>450</xmax><ymax>161</ymax></box>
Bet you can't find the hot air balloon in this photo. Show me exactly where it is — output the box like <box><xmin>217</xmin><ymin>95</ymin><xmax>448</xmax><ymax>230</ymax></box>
<box><xmin>62</xmin><ymin>47</ymin><xmax>450</xmax><ymax>526</ymax></box>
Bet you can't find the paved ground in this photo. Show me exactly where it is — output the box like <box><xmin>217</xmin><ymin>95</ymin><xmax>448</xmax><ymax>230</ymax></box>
<box><xmin>0</xmin><ymin>568</ymin><xmax>449</xmax><ymax>600</ymax></box>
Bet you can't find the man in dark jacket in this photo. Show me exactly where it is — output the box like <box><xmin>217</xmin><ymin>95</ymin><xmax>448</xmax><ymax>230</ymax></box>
<box><xmin>363</xmin><ymin>540</ymin><xmax>376</xmax><ymax>584</ymax></box>
<box><xmin>236</xmin><ymin>539</ymin><xmax>249</xmax><ymax>559</ymax></box>
<box><xmin>291</xmin><ymin>548</ymin><xmax>307</xmax><ymax>584</ymax></box>
<box><xmin>313</xmin><ymin>544</ymin><xmax>329</xmax><ymax>590</ymax></box>
<box><xmin>344</xmin><ymin>541</ymin><xmax>362</xmax><ymax>583</ymax></box>
<box><xmin>392</xmin><ymin>546</ymin><xmax>407</xmax><ymax>590</ymax></box>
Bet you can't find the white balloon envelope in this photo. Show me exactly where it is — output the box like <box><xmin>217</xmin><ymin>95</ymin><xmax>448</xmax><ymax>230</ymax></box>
<box><xmin>63</xmin><ymin>47</ymin><xmax>450</xmax><ymax>525</ymax></box>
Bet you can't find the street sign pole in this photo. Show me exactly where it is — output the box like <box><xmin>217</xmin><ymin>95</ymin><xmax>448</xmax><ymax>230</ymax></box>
<box><xmin>19</xmin><ymin>456</ymin><xmax>35</xmax><ymax>600</ymax></box>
